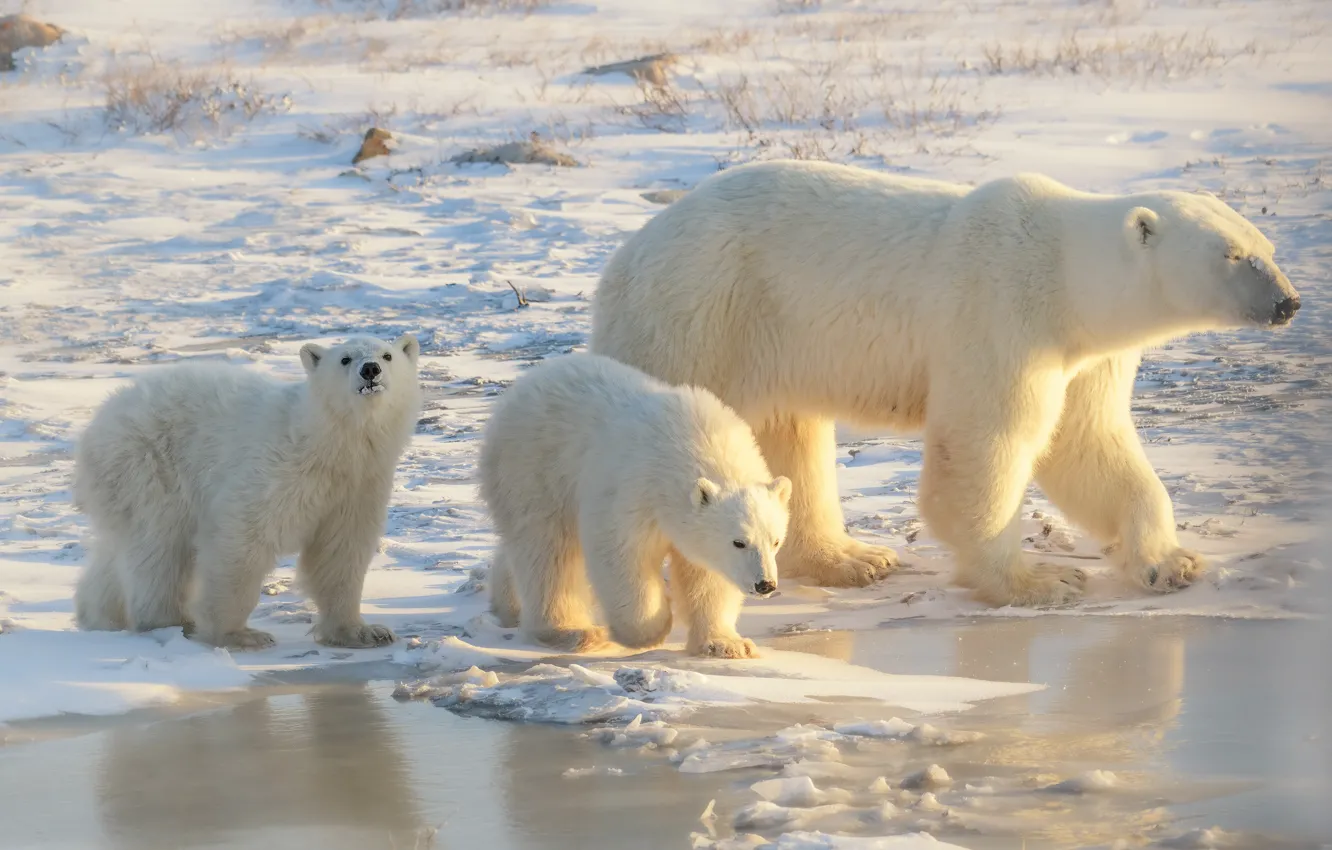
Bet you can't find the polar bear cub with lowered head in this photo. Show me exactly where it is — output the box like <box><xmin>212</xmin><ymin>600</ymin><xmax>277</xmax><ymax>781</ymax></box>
<box><xmin>74</xmin><ymin>335</ymin><xmax>422</xmax><ymax>650</ymax></box>
<box><xmin>480</xmin><ymin>353</ymin><xmax>791</xmax><ymax>659</ymax></box>
<box><xmin>592</xmin><ymin>160</ymin><xmax>1300</xmax><ymax>608</ymax></box>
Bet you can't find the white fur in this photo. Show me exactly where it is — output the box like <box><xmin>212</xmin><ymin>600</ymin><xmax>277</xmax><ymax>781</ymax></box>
<box><xmin>73</xmin><ymin>334</ymin><xmax>422</xmax><ymax>649</ymax></box>
<box><xmin>479</xmin><ymin>353</ymin><xmax>791</xmax><ymax>658</ymax></box>
<box><xmin>591</xmin><ymin>160</ymin><xmax>1300</xmax><ymax>606</ymax></box>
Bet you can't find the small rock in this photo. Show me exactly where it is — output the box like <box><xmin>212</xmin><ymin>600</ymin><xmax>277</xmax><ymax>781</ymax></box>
<box><xmin>352</xmin><ymin>127</ymin><xmax>393</xmax><ymax>164</ymax></box>
<box><xmin>0</xmin><ymin>14</ymin><xmax>65</xmax><ymax>71</ymax></box>
<box><xmin>582</xmin><ymin>53</ymin><xmax>678</xmax><ymax>87</ymax></box>
<box><xmin>452</xmin><ymin>134</ymin><xmax>579</xmax><ymax>168</ymax></box>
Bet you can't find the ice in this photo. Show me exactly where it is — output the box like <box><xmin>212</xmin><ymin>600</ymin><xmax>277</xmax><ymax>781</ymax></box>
<box><xmin>751</xmin><ymin>776</ymin><xmax>823</xmax><ymax>808</ymax></box>
<box><xmin>589</xmin><ymin>713</ymin><xmax>680</xmax><ymax>748</ymax></box>
<box><xmin>900</xmin><ymin>765</ymin><xmax>952</xmax><ymax>792</ymax></box>
<box><xmin>1041</xmin><ymin>769</ymin><xmax>1120</xmax><ymax>794</ymax></box>
<box><xmin>733</xmin><ymin>801</ymin><xmax>851</xmax><ymax>832</ymax></box>
<box><xmin>561</xmin><ymin>765</ymin><xmax>625</xmax><ymax>779</ymax></box>
<box><xmin>695</xmin><ymin>832</ymin><xmax>972</xmax><ymax>850</ymax></box>
<box><xmin>391</xmin><ymin>636</ymin><xmax>502</xmax><ymax>671</ymax></box>
<box><xmin>833</xmin><ymin>718</ymin><xmax>984</xmax><ymax>745</ymax></box>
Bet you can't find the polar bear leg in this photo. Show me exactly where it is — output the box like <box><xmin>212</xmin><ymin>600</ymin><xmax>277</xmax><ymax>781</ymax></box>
<box><xmin>189</xmin><ymin>532</ymin><xmax>277</xmax><ymax>650</ymax></box>
<box><xmin>581</xmin><ymin>515</ymin><xmax>671</xmax><ymax>650</ymax></box>
<box><xmin>488</xmin><ymin>542</ymin><xmax>521</xmax><ymax>628</ymax></box>
<box><xmin>1036</xmin><ymin>354</ymin><xmax>1203</xmax><ymax>593</ymax></box>
<box><xmin>506</xmin><ymin>521</ymin><xmax>607</xmax><ymax>652</ymax></box>
<box><xmin>920</xmin><ymin>374</ymin><xmax>1087</xmax><ymax>608</ymax></box>
<box><xmin>117</xmin><ymin>530</ymin><xmax>193</xmax><ymax>632</ymax></box>
<box><xmin>754</xmin><ymin>415</ymin><xmax>898</xmax><ymax>588</ymax></box>
<box><xmin>667</xmin><ymin>550</ymin><xmax>757</xmax><ymax>659</ymax></box>
<box><xmin>74</xmin><ymin>540</ymin><xmax>129</xmax><ymax>631</ymax></box>
<box><xmin>300</xmin><ymin>513</ymin><xmax>396</xmax><ymax>649</ymax></box>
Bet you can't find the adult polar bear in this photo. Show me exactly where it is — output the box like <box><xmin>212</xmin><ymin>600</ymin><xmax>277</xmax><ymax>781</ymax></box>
<box><xmin>591</xmin><ymin>160</ymin><xmax>1300</xmax><ymax>606</ymax></box>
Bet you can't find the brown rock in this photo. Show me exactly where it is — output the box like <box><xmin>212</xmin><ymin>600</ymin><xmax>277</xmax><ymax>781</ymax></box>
<box><xmin>352</xmin><ymin>127</ymin><xmax>393</xmax><ymax>164</ymax></box>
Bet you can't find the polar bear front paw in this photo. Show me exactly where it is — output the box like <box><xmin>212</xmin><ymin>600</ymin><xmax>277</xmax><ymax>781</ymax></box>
<box><xmin>316</xmin><ymin>622</ymin><xmax>397</xmax><ymax>648</ymax></box>
<box><xmin>796</xmin><ymin>538</ymin><xmax>900</xmax><ymax>588</ymax></box>
<box><xmin>691</xmin><ymin>634</ymin><xmax>759</xmax><ymax>659</ymax></box>
<box><xmin>979</xmin><ymin>563</ymin><xmax>1087</xmax><ymax>608</ymax></box>
<box><xmin>1128</xmin><ymin>548</ymin><xmax>1204</xmax><ymax>593</ymax></box>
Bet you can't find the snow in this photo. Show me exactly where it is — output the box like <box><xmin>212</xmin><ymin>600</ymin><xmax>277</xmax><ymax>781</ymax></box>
<box><xmin>0</xmin><ymin>627</ymin><xmax>251</xmax><ymax>722</ymax></box>
<box><xmin>1</xmin><ymin>0</ymin><xmax>1328</xmax><ymax>754</ymax></box>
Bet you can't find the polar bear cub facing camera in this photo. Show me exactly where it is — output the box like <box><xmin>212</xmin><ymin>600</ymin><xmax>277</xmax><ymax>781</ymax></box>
<box><xmin>74</xmin><ymin>334</ymin><xmax>422</xmax><ymax>650</ymax></box>
<box><xmin>480</xmin><ymin>354</ymin><xmax>791</xmax><ymax>659</ymax></box>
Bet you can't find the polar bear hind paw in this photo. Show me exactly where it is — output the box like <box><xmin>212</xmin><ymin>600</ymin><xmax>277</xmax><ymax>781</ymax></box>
<box><xmin>1131</xmin><ymin>549</ymin><xmax>1204</xmax><ymax>593</ymax></box>
<box><xmin>316</xmin><ymin>622</ymin><xmax>397</xmax><ymax>648</ymax></box>
<box><xmin>533</xmin><ymin>626</ymin><xmax>610</xmax><ymax>653</ymax></box>
<box><xmin>979</xmin><ymin>563</ymin><xmax>1087</xmax><ymax>608</ymax></box>
<box><xmin>692</xmin><ymin>635</ymin><xmax>759</xmax><ymax>659</ymax></box>
<box><xmin>795</xmin><ymin>538</ymin><xmax>899</xmax><ymax>588</ymax></box>
<box><xmin>196</xmin><ymin>627</ymin><xmax>277</xmax><ymax>651</ymax></box>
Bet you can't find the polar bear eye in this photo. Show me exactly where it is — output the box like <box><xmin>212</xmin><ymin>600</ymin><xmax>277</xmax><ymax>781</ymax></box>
<box><xmin>340</xmin><ymin>356</ymin><xmax>352</xmax><ymax>366</ymax></box>
<box><xmin>383</xmin><ymin>353</ymin><xmax>392</xmax><ymax>362</ymax></box>
<box><xmin>732</xmin><ymin>540</ymin><xmax>747</xmax><ymax>549</ymax></box>
<box><xmin>773</xmin><ymin>539</ymin><xmax>782</xmax><ymax>549</ymax></box>
<box><xmin>1225</xmin><ymin>249</ymin><xmax>1243</xmax><ymax>262</ymax></box>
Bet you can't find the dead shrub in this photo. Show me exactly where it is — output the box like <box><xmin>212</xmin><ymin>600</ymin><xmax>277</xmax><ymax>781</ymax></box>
<box><xmin>103</xmin><ymin>61</ymin><xmax>289</xmax><ymax>135</ymax></box>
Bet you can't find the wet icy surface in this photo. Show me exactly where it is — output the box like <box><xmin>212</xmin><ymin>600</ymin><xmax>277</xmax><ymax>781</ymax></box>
<box><xmin>2</xmin><ymin>617</ymin><xmax>1327</xmax><ymax>850</ymax></box>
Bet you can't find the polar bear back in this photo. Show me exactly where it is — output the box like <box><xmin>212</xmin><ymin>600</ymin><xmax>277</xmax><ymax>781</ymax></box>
<box><xmin>591</xmin><ymin>161</ymin><xmax>987</xmax><ymax>429</ymax></box>
<box><xmin>77</xmin><ymin>363</ymin><xmax>296</xmax><ymax>498</ymax></box>
<box><xmin>74</xmin><ymin>362</ymin><xmax>333</xmax><ymax>558</ymax></box>
<box><xmin>479</xmin><ymin>354</ymin><xmax>771</xmax><ymax>529</ymax></box>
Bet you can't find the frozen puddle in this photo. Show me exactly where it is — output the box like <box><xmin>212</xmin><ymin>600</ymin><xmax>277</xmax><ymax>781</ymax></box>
<box><xmin>1</xmin><ymin>617</ymin><xmax>1326</xmax><ymax>850</ymax></box>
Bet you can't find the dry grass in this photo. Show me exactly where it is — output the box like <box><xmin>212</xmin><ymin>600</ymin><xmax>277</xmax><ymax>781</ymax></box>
<box><xmin>977</xmin><ymin>30</ymin><xmax>1261</xmax><ymax>81</ymax></box>
<box><xmin>318</xmin><ymin>0</ymin><xmax>549</xmax><ymax>17</ymax></box>
<box><xmin>700</xmin><ymin>48</ymin><xmax>998</xmax><ymax>159</ymax></box>
<box><xmin>102</xmin><ymin>61</ymin><xmax>289</xmax><ymax>135</ymax></box>
<box><xmin>619</xmin><ymin>77</ymin><xmax>691</xmax><ymax>133</ymax></box>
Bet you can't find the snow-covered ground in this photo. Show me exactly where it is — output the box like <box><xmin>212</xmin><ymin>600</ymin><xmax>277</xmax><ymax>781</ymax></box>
<box><xmin>1</xmin><ymin>0</ymin><xmax>1329</xmax><ymax>843</ymax></box>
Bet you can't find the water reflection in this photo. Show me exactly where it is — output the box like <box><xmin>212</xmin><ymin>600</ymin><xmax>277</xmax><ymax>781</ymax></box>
<box><xmin>496</xmin><ymin>721</ymin><xmax>719</xmax><ymax>850</ymax></box>
<box><xmin>772</xmin><ymin>616</ymin><xmax>1330</xmax><ymax>846</ymax></box>
<box><xmin>95</xmin><ymin>683</ymin><xmax>429</xmax><ymax>850</ymax></box>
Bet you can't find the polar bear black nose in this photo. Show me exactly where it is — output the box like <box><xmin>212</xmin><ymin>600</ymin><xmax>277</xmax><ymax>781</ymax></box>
<box><xmin>1272</xmin><ymin>296</ymin><xmax>1300</xmax><ymax>324</ymax></box>
<box><xmin>360</xmin><ymin>361</ymin><xmax>382</xmax><ymax>380</ymax></box>
<box><xmin>754</xmin><ymin>579</ymin><xmax>777</xmax><ymax>595</ymax></box>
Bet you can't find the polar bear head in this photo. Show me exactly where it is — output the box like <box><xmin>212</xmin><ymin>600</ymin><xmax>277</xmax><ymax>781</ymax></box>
<box><xmin>299</xmin><ymin>334</ymin><xmax>422</xmax><ymax>422</ymax></box>
<box><xmin>1125</xmin><ymin>190</ymin><xmax>1300</xmax><ymax>331</ymax></box>
<box><xmin>671</xmin><ymin>476</ymin><xmax>792</xmax><ymax>597</ymax></box>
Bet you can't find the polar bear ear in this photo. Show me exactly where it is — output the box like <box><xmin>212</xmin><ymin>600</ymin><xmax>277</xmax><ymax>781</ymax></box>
<box><xmin>768</xmin><ymin>476</ymin><xmax>792</xmax><ymax>505</ymax></box>
<box><xmin>394</xmin><ymin>334</ymin><xmax>421</xmax><ymax>362</ymax></box>
<box><xmin>1125</xmin><ymin>207</ymin><xmax>1160</xmax><ymax>248</ymax></box>
<box><xmin>693</xmin><ymin>477</ymin><xmax>719</xmax><ymax>509</ymax></box>
<box><xmin>299</xmin><ymin>343</ymin><xmax>327</xmax><ymax>374</ymax></box>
